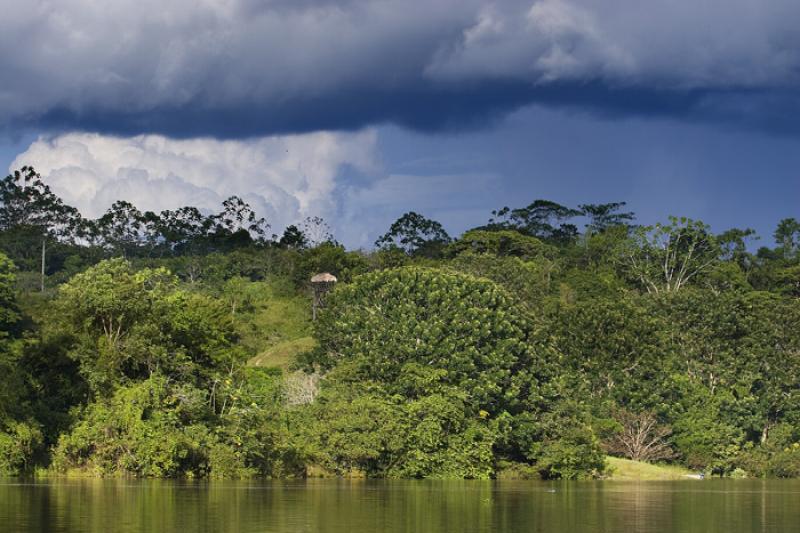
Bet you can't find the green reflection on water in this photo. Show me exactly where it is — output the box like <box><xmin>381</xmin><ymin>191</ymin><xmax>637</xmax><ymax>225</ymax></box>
<box><xmin>1</xmin><ymin>478</ymin><xmax>798</xmax><ymax>533</ymax></box>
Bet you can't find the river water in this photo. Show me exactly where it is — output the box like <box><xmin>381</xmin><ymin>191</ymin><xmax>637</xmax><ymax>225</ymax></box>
<box><xmin>1</xmin><ymin>478</ymin><xmax>798</xmax><ymax>532</ymax></box>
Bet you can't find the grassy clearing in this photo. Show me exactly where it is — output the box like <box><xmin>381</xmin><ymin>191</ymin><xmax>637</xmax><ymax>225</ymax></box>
<box><xmin>234</xmin><ymin>279</ymin><xmax>312</xmax><ymax>357</ymax></box>
<box><xmin>604</xmin><ymin>456</ymin><xmax>697</xmax><ymax>480</ymax></box>
<box><xmin>248</xmin><ymin>336</ymin><xmax>317</xmax><ymax>369</ymax></box>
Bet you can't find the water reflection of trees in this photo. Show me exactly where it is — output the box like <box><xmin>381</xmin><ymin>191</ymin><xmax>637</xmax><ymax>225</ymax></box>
<box><xmin>2</xmin><ymin>479</ymin><xmax>799</xmax><ymax>533</ymax></box>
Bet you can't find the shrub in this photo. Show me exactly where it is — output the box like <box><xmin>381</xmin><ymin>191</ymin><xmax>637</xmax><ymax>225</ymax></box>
<box><xmin>0</xmin><ymin>421</ymin><xmax>43</xmax><ymax>475</ymax></box>
<box><xmin>512</xmin><ymin>401</ymin><xmax>605</xmax><ymax>479</ymax></box>
<box><xmin>302</xmin><ymin>378</ymin><xmax>500</xmax><ymax>479</ymax></box>
<box><xmin>51</xmin><ymin>376</ymin><xmax>214</xmax><ymax>477</ymax></box>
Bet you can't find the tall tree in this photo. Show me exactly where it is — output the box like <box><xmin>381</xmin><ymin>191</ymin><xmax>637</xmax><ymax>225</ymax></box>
<box><xmin>489</xmin><ymin>200</ymin><xmax>581</xmax><ymax>242</ymax></box>
<box><xmin>158</xmin><ymin>206</ymin><xmax>214</xmax><ymax>253</ymax></box>
<box><xmin>718</xmin><ymin>227</ymin><xmax>758</xmax><ymax>273</ymax></box>
<box><xmin>212</xmin><ymin>196</ymin><xmax>270</xmax><ymax>243</ymax></box>
<box><xmin>55</xmin><ymin>258</ymin><xmax>238</xmax><ymax>396</ymax></box>
<box><xmin>622</xmin><ymin>217</ymin><xmax>719</xmax><ymax>293</ymax></box>
<box><xmin>0</xmin><ymin>167</ymin><xmax>82</xmax><ymax>289</ymax></box>
<box><xmin>375</xmin><ymin>212</ymin><xmax>451</xmax><ymax>256</ymax></box>
<box><xmin>774</xmin><ymin>218</ymin><xmax>800</xmax><ymax>260</ymax></box>
<box><xmin>300</xmin><ymin>216</ymin><xmax>335</xmax><ymax>247</ymax></box>
<box><xmin>94</xmin><ymin>200</ymin><xmax>148</xmax><ymax>257</ymax></box>
<box><xmin>278</xmin><ymin>225</ymin><xmax>308</xmax><ymax>249</ymax></box>
<box><xmin>0</xmin><ymin>252</ymin><xmax>44</xmax><ymax>475</ymax></box>
<box><xmin>579</xmin><ymin>202</ymin><xmax>636</xmax><ymax>233</ymax></box>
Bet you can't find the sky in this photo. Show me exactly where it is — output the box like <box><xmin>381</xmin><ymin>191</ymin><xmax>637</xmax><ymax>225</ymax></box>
<box><xmin>1</xmin><ymin>0</ymin><xmax>798</xmax><ymax>248</ymax></box>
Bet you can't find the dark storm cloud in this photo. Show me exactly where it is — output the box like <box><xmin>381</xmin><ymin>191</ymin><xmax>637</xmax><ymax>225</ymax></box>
<box><xmin>3</xmin><ymin>0</ymin><xmax>800</xmax><ymax>138</ymax></box>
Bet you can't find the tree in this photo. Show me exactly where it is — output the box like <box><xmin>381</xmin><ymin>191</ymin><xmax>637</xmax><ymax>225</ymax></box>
<box><xmin>0</xmin><ymin>166</ymin><xmax>82</xmax><ymax>289</ymax></box>
<box><xmin>488</xmin><ymin>200</ymin><xmax>581</xmax><ymax>243</ymax></box>
<box><xmin>55</xmin><ymin>258</ymin><xmax>239</xmax><ymax>395</ymax></box>
<box><xmin>0</xmin><ymin>167</ymin><xmax>82</xmax><ymax>239</ymax></box>
<box><xmin>94</xmin><ymin>200</ymin><xmax>149</xmax><ymax>257</ymax></box>
<box><xmin>212</xmin><ymin>196</ymin><xmax>270</xmax><ymax>244</ymax></box>
<box><xmin>604</xmin><ymin>408</ymin><xmax>675</xmax><ymax>462</ymax></box>
<box><xmin>513</xmin><ymin>400</ymin><xmax>605</xmax><ymax>479</ymax></box>
<box><xmin>300</xmin><ymin>216</ymin><xmax>335</xmax><ymax>247</ymax></box>
<box><xmin>774</xmin><ymin>218</ymin><xmax>800</xmax><ymax>260</ymax></box>
<box><xmin>579</xmin><ymin>202</ymin><xmax>636</xmax><ymax>233</ymax></box>
<box><xmin>622</xmin><ymin>217</ymin><xmax>719</xmax><ymax>293</ymax></box>
<box><xmin>279</xmin><ymin>225</ymin><xmax>308</xmax><ymax>249</ymax></box>
<box><xmin>0</xmin><ymin>252</ymin><xmax>43</xmax><ymax>474</ymax></box>
<box><xmin>293</xmin><ymin>241</ymin><xmax>368</xmax><ymax>287</ymax></box>
<box><xmin>375</xmin><ymin>212</ymin><xmax>451</xmax><ymax>257</ymax></box>
<box><xmin>571</xmin><ymin>224</ymin><xmax>633</xmax><ymax>272</ymax></box>
<box><xmin>302</xmin><ymin>379</ymin><xmax>499</xmax><ymax>478</ymax></box>
<box><xmin>310</xmin><ymin>267</ymin><xmax>548</xmax><ymax>412</ymax></box>
<box><xmin>551</xmin><ymin>294</ymin><xmax>668</xmax><ymax>406</ymax></box>
<box><xmin>718</xmin><ymin>227</ymin><xmax>757</xmax><ymax>261</ymax></box>
<box><xmin>774</xmin><ymin>264</ymin><xmax>800</xmax><ymax>297</ymax></box>
<box><xmin>158</xmin><ymin>206</ymin><xmax>214</xmax><ymax>253</ymax></box>
<box><xmin>655</xmin><ymin>290</ymin><xmax>800</xmax><ymax>468</ymax></box>
<box><xmin>448</xmin><ymin>252</ymin><xmax>557</xmax><ymax>311</ymax></box>
<box><xmin>51</xmin><ymin>375</ymin><xmax>215</xmax><ymax>477</ymax></box>
<box><xmin>708</xmin><ymin>228</ymin><xmax>758</xmax><ymax>293</ymax></box>
<box><xmin>448</xmin><ymin>229</ymin><xmax>555</xmax><ymax>260</ymax></box>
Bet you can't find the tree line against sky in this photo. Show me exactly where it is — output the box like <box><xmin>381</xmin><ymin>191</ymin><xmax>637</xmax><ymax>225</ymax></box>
<box><xmin>0</xmin><ymin>165</ymin><xmax>798</xmax><ymax>479</ymax></box>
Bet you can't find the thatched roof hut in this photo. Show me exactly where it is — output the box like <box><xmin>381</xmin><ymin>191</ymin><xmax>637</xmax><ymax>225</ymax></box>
<box><xmin>311</xmin><ymin>272</ymin><xmax>338</xmax><ymax>284</ymax></box>
<box><xmin>311</xmin><ymin>272</ymin><xmax>337</xmax><ymax>320</ymax></box>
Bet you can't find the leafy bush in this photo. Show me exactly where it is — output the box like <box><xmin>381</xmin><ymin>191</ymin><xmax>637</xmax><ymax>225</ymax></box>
<box><xmin>215</xmin><ymin>367</ymin><xmax>305</xmax><ymax>478</ymax></box>
<box><xmin>302</xmin><ymin>377</ymin><xmax>499</xmax><ymax>479</ymax></box>
<box><xmin>0</xmin><ymin>421</ymin><xmax>43</xmax><ymax>475</ymax></box>
<box><xmin>52</xmin><ymin>376</ymin><xmax>215</xmax><ymax>477</ymax></box>
<box><xmin>670</xmin><ymin>403</ymin><xmax>745</xmax><ymax>472</ymax></box>
<box><xmin>512</xmin><ymin>401</ymin><xmax>605</xmax><ymax>479</ymax></box>
<box><xmin>54</xmin><ymin>258</ymin><xmax>241</xmax><ymax>394</ymax></box>
<box><xmin>765</xmin><ymin>446</ymin><xmax>800</xmax><ymax>478</ymax></box>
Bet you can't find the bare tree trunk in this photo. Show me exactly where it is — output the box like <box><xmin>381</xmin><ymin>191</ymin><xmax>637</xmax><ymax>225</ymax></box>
<box><xmin>761</xmin><ymin>423</ymin><xmax>772</xmax><ymax>444</ymax></box>
<box><xmin>40</xmin><ymin>238</ymin><xmax>46</xmax><ymax>292</ymax></box>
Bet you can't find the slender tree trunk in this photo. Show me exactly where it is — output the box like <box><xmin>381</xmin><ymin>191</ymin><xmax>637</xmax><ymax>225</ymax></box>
<box><xmin>40</xmin><ymin>238</ymin><xmax>46</xmax><ymax>292</ymax></box>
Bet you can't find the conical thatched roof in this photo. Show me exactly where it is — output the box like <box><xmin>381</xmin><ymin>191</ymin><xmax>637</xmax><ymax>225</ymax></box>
<box><xmin>311</xmin><ymin>272</ymin><xmax>338</xmax><ymax>283</ymax></box>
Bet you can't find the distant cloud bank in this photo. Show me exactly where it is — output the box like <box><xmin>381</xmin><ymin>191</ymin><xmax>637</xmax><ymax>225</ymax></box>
<box><xmin>2</xmin><ymin>0</ymin><xmax>800</xmax><ymax>137</ymax></box>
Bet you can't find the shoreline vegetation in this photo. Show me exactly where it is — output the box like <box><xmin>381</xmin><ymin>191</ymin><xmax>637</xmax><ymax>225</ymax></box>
<box><xmin>603</xmin><ymin>457</ymin><xmax>696</xmax><ymax>481</ymax></box>
<box><xmin>19</xmin><ymin>456</ymin><xmax>697</xmax><ymax>481</ymax></box>
<box><xmin>0</xmin><ymin>167</ymin><xmax>799</xmax><ymax>481</ymax></box>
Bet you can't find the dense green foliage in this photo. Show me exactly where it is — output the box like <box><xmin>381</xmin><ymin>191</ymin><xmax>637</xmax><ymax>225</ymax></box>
<box><xmin>309</xmin><ymin>268</ymin><xmax>545</xmax><ymax>408</ymax></box>
<box><xmin>0</xmin><ymin>166</ymin><xmax>798</xmax><ymax>479</ymax></box>
<box><xmin>301</xmin><ymin>268</ymin><xmax>595</xmax><ymax>478</ymax></box>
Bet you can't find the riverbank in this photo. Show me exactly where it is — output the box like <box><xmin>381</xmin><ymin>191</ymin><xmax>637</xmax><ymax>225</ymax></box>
<box><xmin>604</xmin><ymin>457</ymin><xmax>697</xmax><ymax>480</ymax></box>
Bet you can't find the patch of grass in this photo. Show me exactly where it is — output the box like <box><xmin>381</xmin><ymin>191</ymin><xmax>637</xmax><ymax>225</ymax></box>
<box><xmin>248</xmin><ymin>336</ymin><xmax>317</xmax><ymax>369</ymax></box>
<box><xmin>234</xmin><ymin>279</ymin><xmax>313</xmax><ymax>356</ymax></box>
<box><xmin>604</xmin><ymin>456</ymin><xmax>697</xmax><ymax>480</ymax></box>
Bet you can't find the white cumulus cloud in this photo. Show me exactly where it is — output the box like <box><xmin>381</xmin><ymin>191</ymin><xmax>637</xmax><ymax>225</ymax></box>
<box><xmin>10</xmin><ymin>130</ymin><xmax>379</xmax><ymax>237</ymax></box>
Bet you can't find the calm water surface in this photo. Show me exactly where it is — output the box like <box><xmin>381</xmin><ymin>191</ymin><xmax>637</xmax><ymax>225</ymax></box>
<box><xmin>1</xmin><ymin>478</ymin><xmax>798</xmax><ymax>533</ymax></box>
